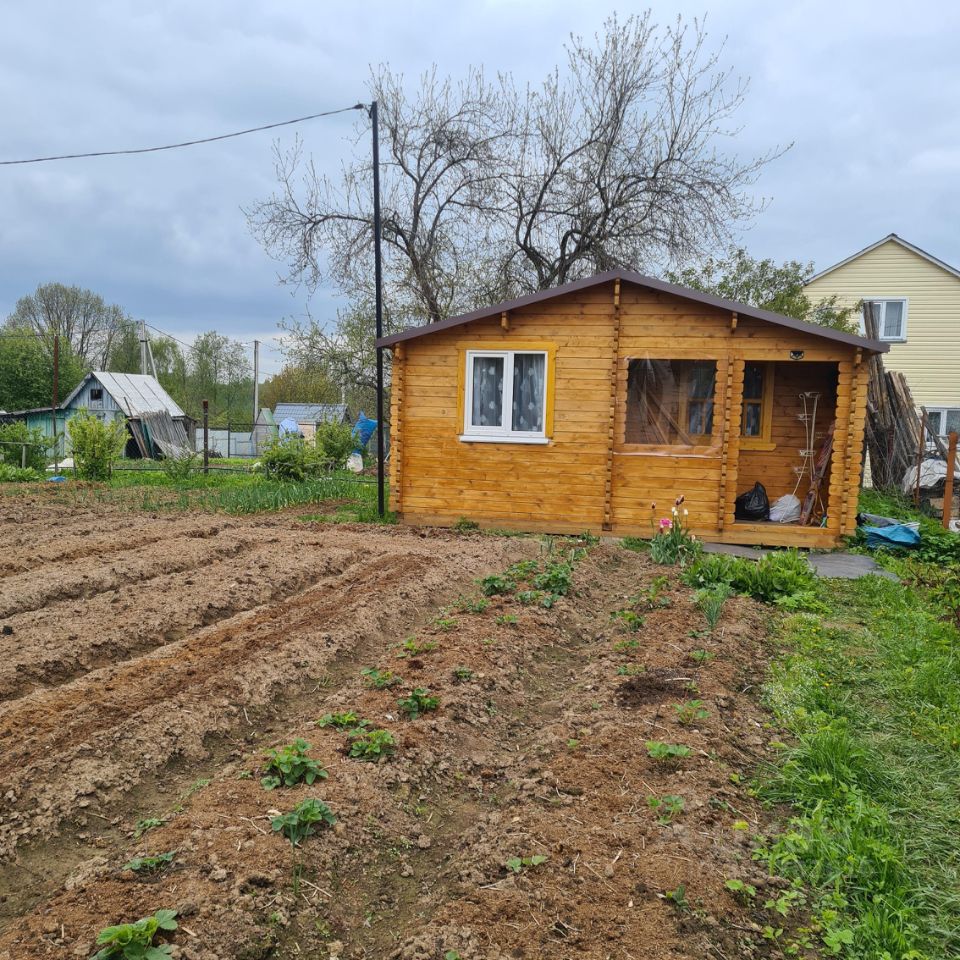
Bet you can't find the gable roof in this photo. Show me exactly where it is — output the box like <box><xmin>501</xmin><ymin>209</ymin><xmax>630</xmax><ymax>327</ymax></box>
<box><xmin>376</xmin><ymin>269</ymin><xmax>887</xmax><ymax>353</ymax></box>
<box><xmin>61</xmin><ymin>372</ymin><xmax>186</xmax><ymax>418</ymax></box>
<box><xmin>272</xmin><ymin>402</ymin><xmax>347</xmax><ymax>424</ymax></box>
<box><xmin>807</xmin><ymin>233</ymin><xmax>960</xmax><ymax>284</ymax></box>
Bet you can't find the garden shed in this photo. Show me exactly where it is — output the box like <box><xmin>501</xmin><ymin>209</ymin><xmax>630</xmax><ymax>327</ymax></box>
<box><xmin>378</xmin><ymin>271</ymin><xmax>887</xmax><ymax>548</ymax></box>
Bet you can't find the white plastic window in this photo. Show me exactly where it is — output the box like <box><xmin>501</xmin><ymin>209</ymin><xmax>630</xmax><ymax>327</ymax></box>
<box><xmin>463</xmin><ymin>351</ymin><xmax>547</xmax><ymax>441</ymax></box>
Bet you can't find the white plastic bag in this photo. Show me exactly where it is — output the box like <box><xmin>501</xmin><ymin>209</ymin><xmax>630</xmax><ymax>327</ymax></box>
<box><xmin>346</xmin><ymin>452</ymin><xmax>364</xmax><ymax>474</ymax></box>
<box><xmin>769</xmin><ymin>493</ymin><xmax>801</xmax><ymax>524</ymax></box>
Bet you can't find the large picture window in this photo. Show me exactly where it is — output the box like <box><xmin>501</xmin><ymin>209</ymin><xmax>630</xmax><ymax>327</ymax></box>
<box><xmin>463</xmin><ymin>350</ymin><xmax>548</xmax><ymax>442</ymax></box>
<box><xmin>624</xmin><ymin>359</ymin><xmax>718</xmax><ymax>446</ymax></box>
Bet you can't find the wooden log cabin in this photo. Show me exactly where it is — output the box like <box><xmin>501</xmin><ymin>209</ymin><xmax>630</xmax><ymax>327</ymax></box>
<box><xmin>377</xmin><ymin>271</ymin><xmax>888</xmax><ymax>548</ymax></box>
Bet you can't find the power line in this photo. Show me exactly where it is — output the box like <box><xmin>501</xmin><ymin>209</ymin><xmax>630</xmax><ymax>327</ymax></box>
<box><xmin>0</xmin><ymin>104</ymin><xmax>366</xmax><ymax>166</ymax></box>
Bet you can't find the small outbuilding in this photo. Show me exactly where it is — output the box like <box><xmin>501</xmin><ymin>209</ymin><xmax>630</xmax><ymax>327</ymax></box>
<box><xmin>271</xmin><ymin>403</ymin><xmax>349</xmax><ymax>443</ymax></box>
<box><xmin>378</xmin><ymin>271</ymin><xmax>887</xmax><ymax>548</ymax></box>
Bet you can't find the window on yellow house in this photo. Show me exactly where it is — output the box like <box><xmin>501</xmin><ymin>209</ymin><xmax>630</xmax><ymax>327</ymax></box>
<box><xmin>741</xmin><ymin>362</ymin><xmax>774</xmax><ymax>447</ymax></box>
<box><xmin>625</xmin><ymin>359</ymin><xmax>717</xmax><ymax>446</ymax></box>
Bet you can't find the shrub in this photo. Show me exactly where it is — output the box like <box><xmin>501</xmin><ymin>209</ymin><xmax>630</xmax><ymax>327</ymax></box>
<box><xmin>0</xmin><ymin>421</ymin><xmax>50</xmax><ymax>471</ymax></box>
<box><xmin>68</xmin><ymin>409</ymin><xmax>127</xmax><ymax>480</ymax></box>
<box><xmin>161</xmin><ymin>449</ymin><xmax>198</xmax><ymax>480</ymax></box>
<box><xmin>260</xmin><ymin>738</ymin><xmax>328</xmax><ymax>790</ymax></box>
<box><xmin>260</xmin><ymin>435</ymin><xmax>319</xmax><ymax>481</ymax></box>
<box><xmin>92</xmin><ymin>909</ymin><xmax>178</xmax><ymax>960</ymax></box>
<box><xmin>315</xmin><ymin>420</ymin><xmax>355</xmax><ymax>471</ymax></box>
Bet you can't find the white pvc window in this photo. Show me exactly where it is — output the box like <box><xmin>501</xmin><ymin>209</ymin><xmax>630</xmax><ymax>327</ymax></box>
<box><xmin>863</xmin><ymin>299</ymin><xmax>908</xmax><ymax>341</ymax></box>
<box><xmin>463</xmin><ymin>350</ymin><xmax>547</xmax><ymax>443</ymax></box>
<box><xmin>926</xmin><ymin>408</ymin><xmax>960</xmax><ymax>440</ymax></box>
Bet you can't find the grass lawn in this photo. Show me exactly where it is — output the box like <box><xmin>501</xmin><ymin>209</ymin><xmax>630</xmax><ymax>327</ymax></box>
<box><xmin>753</xmin><ymin>490</ymin><xmax>960</xmax><ymax>958</ymax></box>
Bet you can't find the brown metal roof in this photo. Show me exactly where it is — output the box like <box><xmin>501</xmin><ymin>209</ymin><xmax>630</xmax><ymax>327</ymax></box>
<box><xmin>376</xmin><ymin>269</ymin><xmax>889</xmax><ymax>353</ymax></box>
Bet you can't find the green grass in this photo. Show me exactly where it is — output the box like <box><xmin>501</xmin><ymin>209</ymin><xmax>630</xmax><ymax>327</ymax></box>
<box><xmin>756</xmin><ymin>569</ymin><xmax>960</xmax><ymax>958</ymax></box>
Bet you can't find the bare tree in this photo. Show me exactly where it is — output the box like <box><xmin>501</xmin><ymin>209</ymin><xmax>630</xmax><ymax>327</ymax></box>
<box><xmin>5</xmin><ymin>282</ymin><xmax>130</xmax><ymax>367</ymax></box>
<box><xmin>249</xmin><ymin>13</ymin><xmax>784</xmax><ymax>327</ymax></box>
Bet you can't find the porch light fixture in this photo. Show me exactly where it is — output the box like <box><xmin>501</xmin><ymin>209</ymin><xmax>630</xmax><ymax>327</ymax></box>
<box><xmin>790</xmin><ymin>350</ymin><xmax>805</xmax><ymax>360</ymax></box>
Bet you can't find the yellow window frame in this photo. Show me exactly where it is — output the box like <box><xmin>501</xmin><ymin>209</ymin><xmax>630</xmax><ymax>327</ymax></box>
<box><xmin>740</xmin><ymin>361</ymin><xmax>776</xmax><ymax>451</ymax></box>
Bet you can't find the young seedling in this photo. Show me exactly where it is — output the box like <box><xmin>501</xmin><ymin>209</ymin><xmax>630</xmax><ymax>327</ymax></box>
<box><xmin>673</xmin><ymin>699</ymin><xmax>710</xmax><ymax>726</ymax></box>
<box><xmin>611</xmin><ymin>609</ymin><xmax>646</xmax><ymax>631</ymax></box>
<box><xmin>271</xmin><ymin>798</ymin><xmax>337</xmax><ymax>894</ymax></box>
<box><xmin>261</xmin><ymin>739</ymin><xmax>327</xmax><ymax>790</ymax></box>
<box><xmin>433</xmin><ymin>616</ymin><xmax>458</xmax><ymax>632</ymax></box>
<box><xmin>133</xmin><ymin>817</ymin><xmax>165</xmax><ymax>839</ymax></box>
<box><xmin>613</xmin><ymin>637</ymin><xmax>641</xmax><ymax>653</ymax></box>
<box><xmin>616</xmin><ymin>663</ymin><xmax>645</xmax><ymax>676</ymax></box>
<box><xmin>663</xmin><ymin>884</ymin><xmax>690</xmax><ymax>913</ymax></box>
<box><xmin>397</xmin><ymin>688</ymin><xmax>439</xmax><ymax>720</ymax></box>
<box><xmin>633</xmin><ymin>576</ymin><xmax>673</xmax><ymax>610</ymax></box>
<box><xmin>689</xmin><ymin>648</ymin><xmax>713</xmax><ymax>664</ymax></box>
<box><xmin>92</xmin><ymin>910</ymin><xmax>178</xmax><ymax>960</ymax></box>
<box><xmin>317</xmin><ymin>711</ymin><xmax>366</xmax><ymax>730</ymax></box>
<box><xmin>495</xmin><ymin>613</ymin><xmax>518</xmax><ymax>626</ymax></box>
<box><xmin>361</xmin><ymin>666</ymin><xmax>402</xmax><ymax>690</ymax></box>
<box><xmin>348</xmin><ymin>728</ymin><xmax>396</xmax><ymax>762</ymax></box>
<box><xmin>396</xmin><ymin>637</ymin><xmax>437</xmax><ymax>658</ymax></box>
<box><xmin>647</xmin><ymin>795</ymin><xmax>685</xmax><ymax>824</ymax></box>
<box><xmin>454</xmin><ymin>595</ymin><xmax>489</xmax><ymax>614</ymax></box>
<box><xmin>505</xmin><ymin>854</ymin><xmax>548</xmax><ymax>873</ymax></box>
<box><xmin>645</xmin><ymin>741</ymin><xmax>692</xmax><ymax>763</ymax></box>
<box><xmin>452</xmin><ymin>666</ymin><xmax>474</xmax><ymax>683</ymax></box>
<box><xmin>724</xmin><ymin>878</ymin><xmax>757</xmax><ymax>903</ymax></box>
<box><xmin>123</xmin><ymin>850</ymin><xmax>177</xmax><ymax>875</ymax></box>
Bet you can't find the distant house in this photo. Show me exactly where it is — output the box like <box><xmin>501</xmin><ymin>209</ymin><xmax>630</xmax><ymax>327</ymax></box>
<box><xmin>2</xmin><ymin>372</ymin><xmax>194</xmax><ymax>458</ymax></box>
<box><xmin>805</xmin><ymin>233</ymin><xmax>960</xmax><ymax>438</ymax></box>
<box><xmin>272</xmin><ymin>403</ymin><xmax>348</xmax><ymax>442</ymax></box>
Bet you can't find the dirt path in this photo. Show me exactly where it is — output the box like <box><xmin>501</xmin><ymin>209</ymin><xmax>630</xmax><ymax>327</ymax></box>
<box><xmin>0</xmin><ymin>505</ymin><xmax>788</xmax><ymax>960</ymax></box>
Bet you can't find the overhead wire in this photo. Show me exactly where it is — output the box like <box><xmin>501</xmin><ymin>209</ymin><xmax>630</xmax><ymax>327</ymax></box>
<box><xmin>0</xmin><ymin>104</ymin><xmax>367</xmax><ymax>166</ymax></box>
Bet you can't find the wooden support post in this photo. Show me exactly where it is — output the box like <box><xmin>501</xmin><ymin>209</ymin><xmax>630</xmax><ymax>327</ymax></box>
<box><xmin>202</xmin><ymin>399</ymin><xmax>209</xmax><ymax>476</ymax></box>
<box><xmin>914</xmin><ymin>413</ymin><xmax>926</xmax><ymax>507</ymax></box>
<box><xmin>602</xmin><ymin>279</ymin><xmax>622</xmax><ymax>530</ymax></box>
<box><xmin>944</xmin><ymin>431</ymin><xmax>958</xmax><ymax>530</ymax></box>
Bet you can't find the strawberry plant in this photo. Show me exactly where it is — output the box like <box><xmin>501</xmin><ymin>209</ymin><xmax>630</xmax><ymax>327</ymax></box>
<box><xmin>505</xmin><ymin>854</ymin><xmax>548</xmax><ymax>873</ymax></box>
<box><xmin>634</xmin><ymin>576</ymin><xmax>673</xmax><ymax>609</ymax></box>
<box><xmin>647</xmin><ymin>795</ymin><xmax>685</xmax><ymax>824</ymax></box>
<box><xmin>533</xmin><ymin>560</ymin><xmax>573</xmax><ymax>596</ymax></box>
<box><xmin>664</xmin><ymin>884</ymin><xmax>691</xmax><ymax>912</ymax></box>
<box><xmin>433</xmin><ymin>615</ymin><xmax>458</xmax><ymax>631</ymax></box>
<box><xmin>348</xmin><ymin>728</ymin><xmax>396</xmax><ymax>761</ymax></box>
<box><xmin>689</xmin><ymin>648</ymin><xmax>713</xmax><ymax>664</ymax></box>
<box><xmin>398</xmin><ymin>688</ymin><xmax>439</xmax><ymax>720</ymax></box>
<box><xmin>91</xmin><ymin>909</ymin><xmax>178</xmax><ymax>960</ymax></box>
<box><xmin>674</xmin><ymin>699</ymin><xmax>710</xmax><ymax>726</ymax></box>
<box><xmin>496</xmin><ymin>613</ymin><xmax>518</xmax><ymax>626</ymax></box>
<box><xmin>724</xmin><ymin>877</ymin><xmax>757</xmax><ymax>903</ymax></box>
<box><xmin>361</xmin><ymin>666</ymin><xmax>403</xmax><ymax>689</ymax></box>
<box><xmin>317</xmin><ymin>711</ymin><xmax>366</xmax><ymax>730</ymax></box>
<box><xmin>452</xmin><ymin>666</ymin><xmax>474</xmax><ymax>683</ymax></box>
<box><xmin>646</xmin><ymin>741</ymin><xmax>692</xmax><ymax>763</ymax></box>
<box><xmin>454</xmin><ymin>595</ymin><xmax>489</xmax><ymax>614</ymax></box>
<box><xmin>397</xmin><ymin>636</ymin><xmax>437</xmax><ymax>658</ymax></box>
<box><xmin>271</xmin><ymin>797</ymin><xmax>337</xmax><ymax>846</ymax></box>
<box><xmin>616</xmin><ymin>663</ymin><xmax>645</xmax><ymax>676</ymax></box>
<box><xmin>133</xmin><ymin>818</ymin><xmax>165</xmax><ymax>839</ymax></box>
<box><xmin>613</xmin><ymin>637</ymin><xmax>640</xmax><ymax>652</ymax></box>
<box><xmin>612</xmin><ymin>609</ymin><xmax>645</xmax><ymax>631</ymax></box>
<box><xmin>479</xmin><ymin>574</ymin><xmax>516</xmax><ymax>596</ymax></box>
<box><xmin>123</xmin><ymin>851</ymin><xmax>176</xmax><ymax>875</ymax></box>
<box><xmin>261</xmin><ymin>739</ymin><xmax>327</xmax><ymax>790</ymax></box>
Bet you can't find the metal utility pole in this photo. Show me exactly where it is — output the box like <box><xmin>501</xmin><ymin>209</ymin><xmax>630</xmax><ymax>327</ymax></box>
<box><xmin>370</xmin><ymin>100</ymin><xmax>385</xmax><ymax>518</ymax></box>
<box><xmin>139</xmin><ymin>320</ymin><xmax>148</xmax><ymax>375</ymax></box>
<box><xmin>252</xmin><ymin>340</ymin><xmax>260</xmax><ymax>426</ymax></box>
<box><xmin>146</xmin><ymin>336</ymin><xmax>158</xmax><ymax>379</ymax></box>
<box><xmin>52</xmin><ymin>334</ymin><xmax>60</xmax><ymax>472</ymax></box>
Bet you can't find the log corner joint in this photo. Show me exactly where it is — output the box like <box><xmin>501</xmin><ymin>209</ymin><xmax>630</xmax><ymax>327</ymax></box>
<box><xmin>730</xmin><ymin>311</ymin><xmax>738</xmax><ymax>332</ymax></box>
<box><xmin>500</xmin><ymin>311</ymin><xmax>510</xmax><ymax>331</ymax></box>
<box><xmin>613</xmin><ymin>279</ymin><xmax>621</xmax><ymax>308</ymax></box>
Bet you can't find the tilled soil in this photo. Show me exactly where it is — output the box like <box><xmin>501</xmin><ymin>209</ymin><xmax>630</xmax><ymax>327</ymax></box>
<box><xmin>0</xmin><ymin>503</ymin><xmax>791</xmax><ymax>960</ymax></box>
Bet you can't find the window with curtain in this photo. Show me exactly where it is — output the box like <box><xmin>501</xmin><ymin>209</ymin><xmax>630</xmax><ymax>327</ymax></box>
<box><xmin>741</xmin><ymin>361</ymin><xmax>773</xmax><ymax>444</ymax></box>
<box><xmin>464</xmin><ymin>350</ymin><xmax>547</xmax><ymax>441</ymax></box>
<box><xmin>624</xmin><ymin>359</ymin><xmax>717</xmax><ymax>446</ymax></box>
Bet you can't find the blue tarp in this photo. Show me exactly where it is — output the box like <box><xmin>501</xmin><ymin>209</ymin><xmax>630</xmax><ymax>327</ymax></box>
<box><xmin>863</xmin><ymin>524</ymin><xmax>921</xmax><ymax>550</ymax></box>
<box><xmin>352</xmin><ymin>412</ymin><xmax>377</xmax><ymax>452</ymax></box>
<box><xmin>278</xmin><ymin>417</ymin><xmax>301</xmax><ymax>436</ymax></box>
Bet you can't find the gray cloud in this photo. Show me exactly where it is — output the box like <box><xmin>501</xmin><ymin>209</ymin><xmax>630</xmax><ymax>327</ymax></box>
<box><xmin>1</xmin><ymin>0</ymin><xmax>956</xmax><ymax>375</ymax></box>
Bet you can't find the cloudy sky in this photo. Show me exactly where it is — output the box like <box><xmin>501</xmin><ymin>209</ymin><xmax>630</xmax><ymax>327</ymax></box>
<box><xmin>1</xmin><ymin>0</ymin><xmax>957</xmax><ymax>375</ymax></box>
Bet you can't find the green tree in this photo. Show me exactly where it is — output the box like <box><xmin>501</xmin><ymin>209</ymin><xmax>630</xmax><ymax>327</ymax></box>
<box><xmin>0</xmin><ymin>334</ymin><xmax>85</xmax><ymax>412</ymax></box>
<box><xmin>185</xmin><ymin>332</ymin><xmax>251</xmax><ymax>424</ymax></box>
<box><xmin>667</xmin><ymin>249</ymin><xmax>857</xmax><ymax>332</ymax></box>
<box><xmin>5</xmin><ymin>283</ymin><xmax>130</xmax><ymax>366</ymax></box>
<box><xmin>259</xmin><ymin>363</ymin><xmax>340</xmax><ymax>411</ymax></box>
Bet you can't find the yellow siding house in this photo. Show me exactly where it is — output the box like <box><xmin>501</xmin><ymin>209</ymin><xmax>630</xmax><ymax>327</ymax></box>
<box><xmin>805</xmin><ymin>233</ymin><xmax>960</xmax><ymax>438</ymax></box>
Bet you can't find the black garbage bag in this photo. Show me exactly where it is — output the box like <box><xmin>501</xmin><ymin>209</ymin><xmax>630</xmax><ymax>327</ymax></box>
<box><xmin>735</xmin><ymin>482</ymin><xmax>770</xmax><ymax>521</ymax></box>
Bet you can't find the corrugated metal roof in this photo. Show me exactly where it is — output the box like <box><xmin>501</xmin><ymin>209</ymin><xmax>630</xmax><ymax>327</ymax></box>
<box><xmin>272</xmin><ymin>402</ymin><xmax>347</xmax><ymax>424</ymax></box>
<box><xmin>62</xmin><ymin>372</ymin><xmax>186</xmax><ymax>418</ymax></box>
